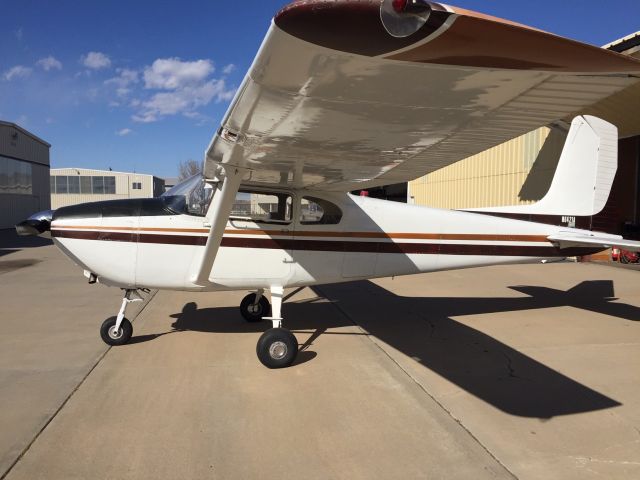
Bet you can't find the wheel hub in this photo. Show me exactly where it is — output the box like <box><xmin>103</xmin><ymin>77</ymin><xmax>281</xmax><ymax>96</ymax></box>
<box><xmin>109</xmin><ymin>326</ymin><xmax>123</xmax><ymax>340</ymax></box>
<box><xmin>269</xmin><ymin>341</ymin><xmax>287</xmax><ymax>360</ymax></box>
<box><xmin>248</xmin><ymin>304</ymin><xmax>262</xmax><ymax>315</ymax></box>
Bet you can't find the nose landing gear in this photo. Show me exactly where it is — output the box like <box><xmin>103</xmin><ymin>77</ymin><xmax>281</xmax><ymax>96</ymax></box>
<box><xmin>100</xmin><ymin>289</ymin><xmax>144</xmax><ymax>346</ymax></box>
<box><xmin>254</xmin><ymin>286</ymin><xmax>298</xmax><ymax>369</ymax></box>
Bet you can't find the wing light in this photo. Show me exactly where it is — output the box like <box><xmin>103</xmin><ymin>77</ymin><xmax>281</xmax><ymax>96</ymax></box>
<box><xmin>381</xmin><ymin>0</ymin><xmax>432</xmax><ymax>37</ymax></box>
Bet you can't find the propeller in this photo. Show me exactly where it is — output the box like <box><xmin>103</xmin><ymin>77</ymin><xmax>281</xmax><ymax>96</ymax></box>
<box><xmin>15</xmin><ymin>210</ymin><xmax>55</xmax><ymax>237</ymax></box>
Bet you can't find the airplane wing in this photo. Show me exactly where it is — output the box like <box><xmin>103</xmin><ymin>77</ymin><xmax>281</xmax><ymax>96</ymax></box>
<box><xmin>204</xmin><ymin>0</ymin><xmax>640</xmax><ymax>191</ymax></box>
<box><xmin>548</xmin><ymin>232</ymin><xmax>640</xmax><ymax>252</ymax></box>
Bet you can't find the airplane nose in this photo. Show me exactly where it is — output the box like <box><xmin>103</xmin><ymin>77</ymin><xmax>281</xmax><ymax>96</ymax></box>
<box><xmin>15</xmin><ymin>209</ymin><xmax>55</xmax><ymax>237</ymax></box>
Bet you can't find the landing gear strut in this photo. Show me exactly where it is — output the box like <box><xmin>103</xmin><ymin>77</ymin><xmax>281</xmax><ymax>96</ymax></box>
<box><xmin>255</xmin><ymin>286</ymin><xmax>298</xmax><ymax>369</ymax></box>
<box><xmin>100</xmin><ymin>289</ymin><xmax>144</xmax><ymax>346</ymax></box>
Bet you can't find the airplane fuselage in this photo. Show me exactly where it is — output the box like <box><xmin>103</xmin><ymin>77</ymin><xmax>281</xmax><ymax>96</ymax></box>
<box><xmin>50</xmin><ymin>190</ymin><xmax>603</xmax><ymax>291</ymax></box>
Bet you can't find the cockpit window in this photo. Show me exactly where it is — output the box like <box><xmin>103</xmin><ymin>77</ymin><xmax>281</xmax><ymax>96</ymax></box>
<box><xmin>300</xmin><ymin>197</ymin><xmax>342</xmax><ymax>225</ymax></box>
<box><xmin>230</xmin><ymin>190</ymin><xmax>292</xmax><ymax>224</ymax></box>
<box><xmin>161</xmin><ymin>174</ymin><xmax>215</xmax><ymax>217</ymax></box>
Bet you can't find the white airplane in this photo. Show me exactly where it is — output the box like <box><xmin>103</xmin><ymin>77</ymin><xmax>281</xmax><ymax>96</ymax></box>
<box><xmin>17</xmin><ymin>0</ymin><xmax>640</xmax><ymax>368</ymax></box>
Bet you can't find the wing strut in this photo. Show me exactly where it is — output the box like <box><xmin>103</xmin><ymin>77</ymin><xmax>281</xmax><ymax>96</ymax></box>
<box><xmin>192</xmin><ymin>165</ymin><xmax>245</xmax><ymax>285</ymax></box>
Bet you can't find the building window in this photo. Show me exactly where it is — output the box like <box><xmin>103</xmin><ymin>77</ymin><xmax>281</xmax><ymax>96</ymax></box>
<box><xmin>68</xmin><ymin>176</ymin><xmax>80</xmax><ymax>194</ymax></box>
<box><xmin>55</xmin><ymin>176</ymin><xmax>68</xmax><ymax>194</ymax></box>
<box><xmin>51</xmin><ymin>175</ymin><xmax>116</xmax><ymax>194</ymax></box>
<box><xmin>80</xmin><ymin>176</ymin><xmax>91</xmax><ymax>194</ymax></box>
<box><xmin>104</xmin><ymin>176</ymin><xmax>116</xmax><ymax>194</ymax></box>
<box><xmin>132</xmin><ymin>182</ymin><xmax>142</xmax><ymax>190</ymax></box>
<box><xmin>0</xmin><ymin>156</ymin><xmax>33</xmax><ymax>195</ymax></box>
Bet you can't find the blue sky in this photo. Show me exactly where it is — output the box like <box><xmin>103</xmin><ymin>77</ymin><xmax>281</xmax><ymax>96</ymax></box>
<box><xmin>1</xmin><ymin>0</ymin><xmax>639</xmax><ymax>178</ymax></box>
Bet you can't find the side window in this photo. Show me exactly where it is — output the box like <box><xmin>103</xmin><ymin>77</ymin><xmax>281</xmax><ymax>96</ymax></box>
<box><xmin>231</xmin><ymin>190</ymin><xmax>292</xmax><ymax>224</ymax></box>
<box><xmin>300</xmin><ymin>197</ymin><xmax>342</xmax><ymax>225</ymax></box>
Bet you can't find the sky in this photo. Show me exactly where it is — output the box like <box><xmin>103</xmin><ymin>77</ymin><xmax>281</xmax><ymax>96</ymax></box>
<box><xmin>1</xmin><ymin>0</ymin><xmax>639</xmax><ymax>178</ymax></box>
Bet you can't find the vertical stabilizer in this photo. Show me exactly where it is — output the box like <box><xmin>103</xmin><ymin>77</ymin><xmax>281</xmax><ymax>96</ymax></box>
<box><xmin>469</xmin><ymin>116</ymin><xmax>618</xmax><ymax>216</ymax></box>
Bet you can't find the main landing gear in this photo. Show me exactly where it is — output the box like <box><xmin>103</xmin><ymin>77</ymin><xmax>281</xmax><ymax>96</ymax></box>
<box><xmin>242</xmin><ymin>286</ymin><xmax>298</xmax><ymax>369</ymax></box>
<box><xmin>100</xmin><ymin>289</ymin><xmax>144</xmax><ymax>346</ymax></box>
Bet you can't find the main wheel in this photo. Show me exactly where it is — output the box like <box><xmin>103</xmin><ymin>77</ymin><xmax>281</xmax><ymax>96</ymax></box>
<box><xmin>100</xmin><ymin>317</ymin><xmax>133</xmax><ymax>346</ymax></box>
<box><xmin>621</xmin><ymin>253</ymin><xmax>630</xmax><ymax>264</ymax></box>
<box><xmin>240</xmin><ymin>293</ymin><xmax>271</xmax><ymax>322</ymax></box>
<box><xmin>256</xmin><ymin>328</ymin><xmax>298</xmax><ymax>369</ymax></box>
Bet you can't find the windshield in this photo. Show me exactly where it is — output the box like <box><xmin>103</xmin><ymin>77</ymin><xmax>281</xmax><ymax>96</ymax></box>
<box><xmin>161</xmin><ymin>174</ymin><xmax>215</xmax><ymax>217</ymax></box>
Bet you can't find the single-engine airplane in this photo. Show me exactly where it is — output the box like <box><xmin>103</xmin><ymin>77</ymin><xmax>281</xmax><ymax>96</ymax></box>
<box><xmin>17</xmin><ymin>0</ymin><xmax>640</xmax><ymax>368</ymax></box>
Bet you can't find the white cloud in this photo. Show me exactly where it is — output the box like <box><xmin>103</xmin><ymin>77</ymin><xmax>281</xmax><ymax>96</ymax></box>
<box><xmin>105</xmin><ymin>69</ymin><xmax>139</xmax><ymax>97</ymax></box>
<box><xmin>116</xmin><ymin>128</ymin><xmax>133</xmax><ymax>136</ymax></box>
<box><xmin>133</xmin><ymin>79</ymin><xmax>235</xmax><ymax>123</ymax></box>
<box><xmin>143</xmin><ymin>58</ymin><xmax>214</xmax><ymax>90</ymax></box>
<box><xmin>36</xmin><ymin>56</ymin><xmax>63</xmax><ymax>71</ymax></box>
<box><xmin>4</xmin><ymin>66</ymin><xmax>32</xmax><ymax>81</ymax></box>
<box><xmin>222</xmin><ymin>64</ymin><xmax>236</xmax><ymax>75</ymax></box>
<box><xmin>15</xmin><ymin>28</ymin><xmax>23</xmax><ymax>41</ymax></box>
<box><xmin>81</xmin><ymin>51</ymin><xmax>111</xmax><ymax>70</ymax></box>
<box><xmin>105</xmin><ymin>68</ymin><xmax>138</xmax><ymax>88</ymax></box>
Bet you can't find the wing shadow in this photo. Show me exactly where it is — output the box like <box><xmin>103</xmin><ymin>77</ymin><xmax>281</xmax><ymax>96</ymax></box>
<box><xmin>139</xmin><ymin>279</ymin><xmax>637</xmax><ymax>418</ymax></box>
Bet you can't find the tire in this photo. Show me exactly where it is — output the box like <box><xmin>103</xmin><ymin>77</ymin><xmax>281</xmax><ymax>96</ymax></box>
<box><xmin>100</xmin><ymin>317</ymin><xmax>133</xmax><ymax>346</ymax></box>
<box><xmin>621</xmin><ymin>254</ymin><xmax>630</xmax><ymax>264</ymax></box>
<box><xmin>256</xmin><ymin>328</ymin><xmax>298</xmax><ymax>369</ymax></box>
<box><xmin>240</xmin><ymin>293</ymin><xmax>271</xmax><ymax>322</ymax></box>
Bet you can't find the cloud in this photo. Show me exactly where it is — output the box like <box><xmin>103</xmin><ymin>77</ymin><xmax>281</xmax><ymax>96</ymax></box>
<box><xmin>116</xmin><ymin>128</ymin><xmax>133</xmax><ymax>136</ymax></box>
<box><xmin>81</xmin><ymin>51</ymin><xmax>111</xmax><ymax>70</ymax></box>
<box><xmin>36</xmin><ymin>56</ymin><xmax>63</xmax><ymax>71</ymax></box>
<box><xmin>4</xmin><ymin>66</ymin><xmax>32</xmax><ymax>81</ymax></box>
<box><xmin>132</xmin><ymin>79</ymin><xmax>232</xmax><ymax>123</ymax></box>
<box><xmin>143</xmin><ymin>58</ymin><xmax>214</xmax><ymax>90</ymax></box>
<box><xmin>15</xmin><ymin>28</ymin><xmax>23</xmax><ymax>41</ymax></box>
<box><xmin>222</xmin><ymin>64</ymin><xmax>236</xmax><ymax>75</ymax></box>
<box><xmin>105</xmin><ymin>68</ymin><xmax>139</xmax><ymax>97</ymax></box>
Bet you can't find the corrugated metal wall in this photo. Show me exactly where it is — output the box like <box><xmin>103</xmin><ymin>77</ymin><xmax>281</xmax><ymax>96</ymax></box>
<box><xmin>0</xmin><ymin>122</ymin><xmax>50</xmax><ymax>229</ymax></box>
<box><xmin>50</xmin><ymin>168</ymin><xmax>162</xmax><ymax>209</ymax></box>
<box><xmin>0</xmin><ymin>164</ymin><xmax>50</xmax><ymax>229</ymax></box>
<box><xmin>408</xmin><ymin>127</ymin><xmax>566</xmax><ymax>209</ymax></box>
<box><xmin>0</xmin><ymin>123</ymin><xmax>49</xmax><ymax>166</ymax></box>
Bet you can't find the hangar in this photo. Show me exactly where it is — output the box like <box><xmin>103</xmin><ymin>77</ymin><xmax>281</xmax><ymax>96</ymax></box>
<box><xmin>0</xmin><ymin>121</ymin><xmax>51</xmax><ymax>230</ymax></box>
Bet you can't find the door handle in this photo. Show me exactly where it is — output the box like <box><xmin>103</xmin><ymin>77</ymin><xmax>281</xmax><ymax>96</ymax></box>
<box><xmin>283</xmin><ymin>258</ymin><xmax>295</xmax><ymax>264</ymax></box>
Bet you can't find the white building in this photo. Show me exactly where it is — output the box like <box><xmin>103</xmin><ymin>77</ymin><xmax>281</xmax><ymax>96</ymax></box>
<box><xmin>51</xmin><ymin>168</ymin><xmax>164</xmax><ymax>209</ymax></box>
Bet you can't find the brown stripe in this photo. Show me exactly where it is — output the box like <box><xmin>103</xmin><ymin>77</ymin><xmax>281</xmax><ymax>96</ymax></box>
<box><xmin>51</xmin><ymin>229</ymin><xmax>602</xmax><ymax>257</ymax></box>
<box><xmin>53</xmin><ymin>226</ymin><xmax>548</xmax><ymax>242</ymax></box>
<box><xmin>386</xmin><ymin>13</ymin><xmax>640</xmax><ymax>72</ymax></box>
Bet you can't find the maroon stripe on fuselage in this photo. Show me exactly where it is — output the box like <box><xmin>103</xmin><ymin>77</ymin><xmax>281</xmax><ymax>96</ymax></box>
<box><xmin>51</xmin><ymin>229</ymin><xmax>602</xmax><ymax>257</ymax></box>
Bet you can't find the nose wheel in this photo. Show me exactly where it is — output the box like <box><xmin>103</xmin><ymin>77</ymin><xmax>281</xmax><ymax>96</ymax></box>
<box><xmin>252</xmin><ymin>286</ymin><xmax>298</xmax><ymax>369</ymax></box>
<box><xmin>99</xmin><ymin>289</ymin><xmax>144</xmax><ymax>346</ymax></box>
<box><xmin>100</xmin><ymin>317</ymin><xmax>133</xmax><ymax>346</ymax></box>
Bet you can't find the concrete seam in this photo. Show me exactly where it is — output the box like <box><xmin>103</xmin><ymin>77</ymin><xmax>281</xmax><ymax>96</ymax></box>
<box><xmin>316</xmin><ymin>284</ymin><xmax>519</xmax><ymax>480</ymax></box>
<box><xmin>0</xmin><ymin>289</ymin><xmax>158</xmax><ymax>480</ymax></box>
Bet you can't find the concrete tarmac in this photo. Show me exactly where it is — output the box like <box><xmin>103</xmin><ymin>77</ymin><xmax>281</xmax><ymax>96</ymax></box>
<box><xmin>0</xmin><ymin>232</ymin><xmax>154</xmax><ymax>478</ymax></box>
<box><xmin>1</xmin><ymin>237</ymin><xmax>639</xmax><ymax>479</ymax></box>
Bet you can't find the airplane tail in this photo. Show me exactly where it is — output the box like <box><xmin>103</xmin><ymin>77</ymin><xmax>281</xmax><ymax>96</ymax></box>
<box><xmin>468</xmin><ymin>115</ymin><xmax>618</xmax><ymax>217</ymax></box>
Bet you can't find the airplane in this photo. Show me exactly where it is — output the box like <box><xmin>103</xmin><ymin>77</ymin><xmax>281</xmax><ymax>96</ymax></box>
<box><xmin>16</xmin><ymin>0</ymin><xmax>640</xmax><ymax>368</ymax></box>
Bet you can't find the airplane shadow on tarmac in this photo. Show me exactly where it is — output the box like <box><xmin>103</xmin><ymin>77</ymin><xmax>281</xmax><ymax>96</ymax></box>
<box><xmin>141</xmin><ymin>279</ymin><xmax>639</xmax><ymax>419</ymax></box>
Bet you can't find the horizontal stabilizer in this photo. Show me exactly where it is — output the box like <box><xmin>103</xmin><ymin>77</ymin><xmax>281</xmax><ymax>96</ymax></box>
<box><xmin>548</xmin><ymin>232</ymin><xmax>640</xmax><ymax>252</ymax></box>
<box><xmin>470</xmin><ymin>115</ymin><xmax>618</xmax><ymax>217</ymax></box>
